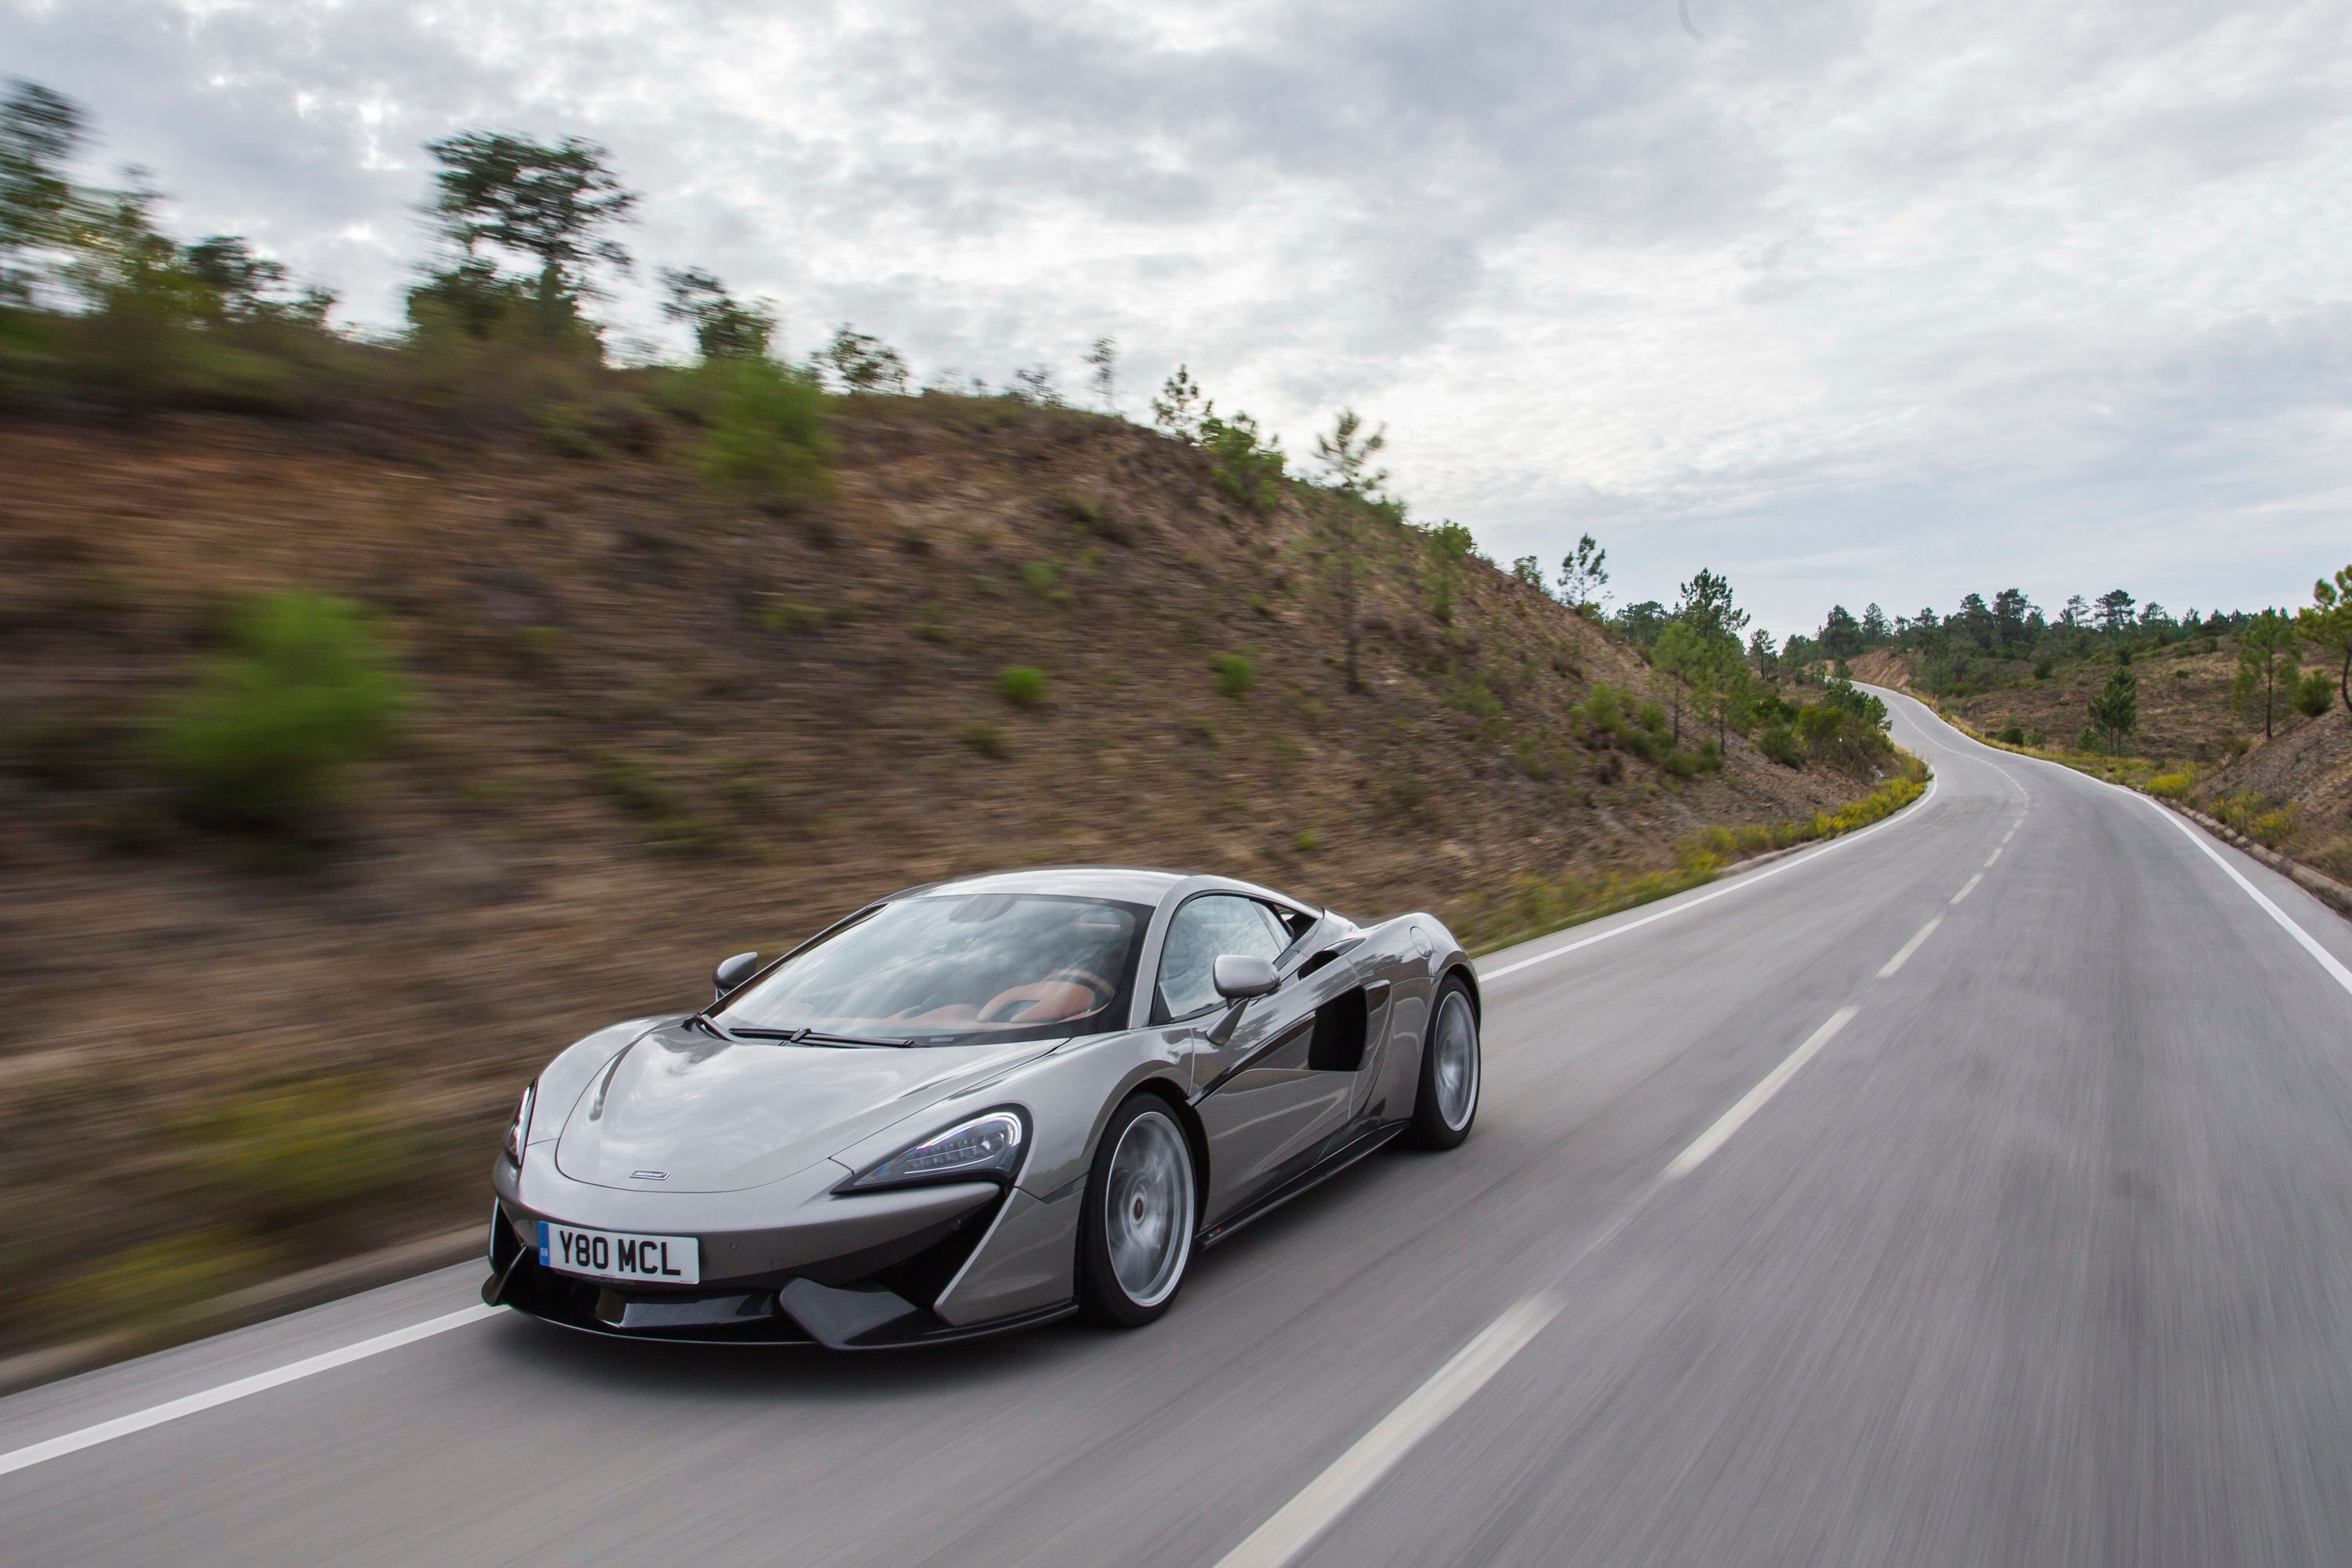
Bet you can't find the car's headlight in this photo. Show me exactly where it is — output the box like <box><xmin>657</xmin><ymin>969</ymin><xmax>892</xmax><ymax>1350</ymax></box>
<box><xmin>503</xmin><ymin>1082</ymin><xmax>535</xmax><ymax>1167</ymax></box>
<box><xmin>846</xmin><ymin>1109</ymin><xmax>1025</xmax><ymax>1191</ymax></box>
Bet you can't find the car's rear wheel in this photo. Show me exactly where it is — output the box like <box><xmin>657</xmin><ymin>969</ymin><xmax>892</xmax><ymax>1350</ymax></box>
<box><xmin>1078</xmin><ymin>1094</ymin><xmax>1197</xmax><ymax>1327</ymax></box>
<box><xmin>1405</xmin><ymin>975</ymin><xmax>1480</xmax><ymax>1149</ymax></box>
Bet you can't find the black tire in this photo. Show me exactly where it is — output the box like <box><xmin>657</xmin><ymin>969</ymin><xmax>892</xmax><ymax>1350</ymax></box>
<box><xmin>1077</xmin><ymin>1094</ymin><xmax>1199</xmax><ymax>1327</ymax></box>
<box><xmin>1405</xmin><ymin>975</ymin><xmax>1480</xmax><ymax>1149</ymax></box>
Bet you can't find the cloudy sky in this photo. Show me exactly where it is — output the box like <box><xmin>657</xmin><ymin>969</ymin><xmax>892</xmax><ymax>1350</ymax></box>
<box><xmin>8</xmin><ymin>0</ymin><xmax>2350</xmax><ymax>634</ymax></box>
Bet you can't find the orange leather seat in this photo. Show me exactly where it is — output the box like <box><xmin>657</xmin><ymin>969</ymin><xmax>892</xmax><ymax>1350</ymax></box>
<box><xmin>978</xmin><ymin>980</ymin><xmax>1098</xmax><ymax>1024</ymax></box>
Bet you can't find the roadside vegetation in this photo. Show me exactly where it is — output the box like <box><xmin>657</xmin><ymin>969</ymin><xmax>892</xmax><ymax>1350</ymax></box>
<box><xmin>0</xmin><ymin>78</ymin><xmax>1922</xmax><ymax>1359</ymax></box>
<box><xmin>1455</xmin><ymin>757</ymin><xmax>1929</xmax><ymax>953</ymax></box>
<box><xmin>1787</xmin><ymin>567</ymin><xmax>2352</xmax><ymax>889</ymax></box>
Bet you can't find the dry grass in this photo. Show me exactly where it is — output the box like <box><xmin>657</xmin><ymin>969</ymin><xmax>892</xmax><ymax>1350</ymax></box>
<box><xmin>0</xmin><ymin>399</ymin><xmax>1875</xmax><ymax>1353</ymax></box>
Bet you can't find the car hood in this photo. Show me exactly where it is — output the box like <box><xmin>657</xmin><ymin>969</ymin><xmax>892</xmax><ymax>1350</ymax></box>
<box><xmin>552</xmin><ymin>1023</ymin><xmax>1055</xmax><ymax>1192</ymax></box>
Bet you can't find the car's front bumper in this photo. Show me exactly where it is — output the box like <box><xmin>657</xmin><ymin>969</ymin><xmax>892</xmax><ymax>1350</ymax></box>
<box><xmin>486</xmin><ymin>1147</ymin><xmax>1079</xmax><ymax>1348</ymax></box>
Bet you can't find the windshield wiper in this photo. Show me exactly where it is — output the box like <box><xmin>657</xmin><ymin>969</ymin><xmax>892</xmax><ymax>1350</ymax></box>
<box><xmin>723</xmin><ymin>1025</ymin><xmax>913</xmax><ymax>1048</ymax></box>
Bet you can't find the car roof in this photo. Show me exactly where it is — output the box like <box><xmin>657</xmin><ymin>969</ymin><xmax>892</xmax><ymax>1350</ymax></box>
<box><xmin>887</xmin><ymin>866</ymin><xmax>1300</xmax><ymax>909</ymax></box>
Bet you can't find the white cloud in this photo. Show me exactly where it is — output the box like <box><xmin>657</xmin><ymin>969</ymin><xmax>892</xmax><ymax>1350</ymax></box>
<box><xmin>5</xmin><ymin>0</ymin><xmax>2348</xmax><ymax>630</ymax></box>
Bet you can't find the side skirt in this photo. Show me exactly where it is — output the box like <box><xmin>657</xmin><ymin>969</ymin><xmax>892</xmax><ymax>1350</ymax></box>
<box><xmin>1197</xmin><ymin>1119</ymin><xmax>1408</xmax><ymax>1248</ymax></box>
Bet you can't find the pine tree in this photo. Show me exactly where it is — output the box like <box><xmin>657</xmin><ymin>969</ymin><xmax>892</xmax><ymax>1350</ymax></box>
<box><xmin>2084</xmin><ymin>665</ymin><xmax>2138</xmax><ymax>753</ymax></box>
<box><xmin>2232</xmin><ymin>611</ymin><xmax>2300</xmax><ymax>740</ymax></box>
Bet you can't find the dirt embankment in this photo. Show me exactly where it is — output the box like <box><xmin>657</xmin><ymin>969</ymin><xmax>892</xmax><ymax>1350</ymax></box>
<box><xmin>0</xmin><ymin>398</ymin><xmax>1875</xmax><ymax>1352</ymax></box>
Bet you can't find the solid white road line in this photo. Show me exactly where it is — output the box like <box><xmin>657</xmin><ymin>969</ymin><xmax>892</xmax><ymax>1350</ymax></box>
<box><xmin>1479</xmin><ymin>775</ymin><xmax>1940</xmax><ymax>982</ymax></box>
<box><xmin>1664</xmin><ymin>1007</ymin><xmax>1859</xmax><ymax>1178</ymax></box>
<box><xmin>2140</xmin><ymin>798</ymin><xmax>2352</xmax><ymax>1000</ymax></box>
<box><xmin>1213</xmin><ymin>1294</ymin><xmax>1563</xmax><ymax>1568</ymax></box>
<box><xmin>1876</xmin><ymin>918</ymin><xmax>1943</xmax><ymax>978</ymax></box>
<box><xmin>1950</xmin><ymin>873</ymin><xmax>1983</xmax><ymax>905</ymax></box>
<box><xmin>0</xmin><ymin>1305</ymin><xmax>497</xmax><ymax>1481</ymax></box>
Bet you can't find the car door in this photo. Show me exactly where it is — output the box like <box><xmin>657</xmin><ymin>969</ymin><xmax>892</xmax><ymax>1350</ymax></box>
<box><xmin>1158</xmin><ymin>894</ymin><xmax>1363</xmax><ymax>1221</ymax></box>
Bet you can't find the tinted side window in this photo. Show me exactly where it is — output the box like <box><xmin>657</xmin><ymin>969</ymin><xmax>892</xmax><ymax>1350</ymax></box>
<box><xmin>1156</xmin><ymin>895</ymin><xmax>1287</xmax><ymax>1020</ymax></box>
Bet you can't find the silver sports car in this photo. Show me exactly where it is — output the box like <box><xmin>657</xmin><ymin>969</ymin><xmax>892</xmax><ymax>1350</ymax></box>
<box><xmin>484</xmin><ymin>867</ymin><xmax>1481</xmax><ymax>1347</ymax></box>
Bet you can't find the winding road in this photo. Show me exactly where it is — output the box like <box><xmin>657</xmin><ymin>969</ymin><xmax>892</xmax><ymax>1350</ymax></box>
<box><xmin>9</xmin><ymin>690</ymin><xmax>2352</xmax><ymax>1566</ymax></box>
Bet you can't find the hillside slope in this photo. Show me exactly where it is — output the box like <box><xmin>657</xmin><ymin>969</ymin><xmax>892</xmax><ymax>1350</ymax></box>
<box><xmin>0</xmin><ymin>396</ymin><xmax>1879</xmax><ymax>1350</ymax></box>
<box><xmin>1856</xmin><ymin>643</ymin><xmax>2350</xmax><ymax>880</ymax></box>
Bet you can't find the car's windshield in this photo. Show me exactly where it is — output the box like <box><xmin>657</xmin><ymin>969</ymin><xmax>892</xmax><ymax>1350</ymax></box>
<box><xmin>716</xmin><ymin>893</ymin><xmax>1149</xmax><ymax>1046</ymax></box>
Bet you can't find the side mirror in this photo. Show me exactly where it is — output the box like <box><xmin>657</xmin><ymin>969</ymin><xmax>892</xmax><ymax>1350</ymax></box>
<box><xmin>712</xmin><ymin>951</ymin><xmax>760</xmax><ymax>1001</ymax></box>
<box><xmin>1212</xmin><ymin>954</ymin><xmax>1279</xmax><ymax>1000</ymax></box>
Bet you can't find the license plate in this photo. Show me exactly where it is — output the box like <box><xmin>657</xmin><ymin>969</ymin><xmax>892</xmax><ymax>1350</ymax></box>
<box><xmin>539</xmin><ymin>1221</ymin><xmax>699</xmax><ymax>1285</ymax></box>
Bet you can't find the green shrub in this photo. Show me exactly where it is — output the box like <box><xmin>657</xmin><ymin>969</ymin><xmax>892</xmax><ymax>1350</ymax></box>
<box><xmin>1294</xmin><ymin>829</ymin><xmax>1323</xmax><ymax>853</ymax></box>
<box><xmin>1213</xmin><ymin>653</ymin><xmax>1256</xmax><ymax>699</ymax></box>
<box><xmin>2034</xmin><ymin>658</ymin><xmax>2054</xmax><ymax>680</ymax></box>
<box><xmin>146</xmin><ymin>592</ymin><xmax>406</xmax><ymax>830</ymax></box>
<box><xmin>1573</xmin><ymin>683</ymin><xmax>1626</xmax><ymax>736</ymax></box>
<box><xmin>646</xmin><ymin>814</ymin><xmax>723</xmax><ymax>857</ymax></box>
<box><xmin>997</xmin><ymin>665</ymin><xmax>1049</xmax><ymax>706</ymax></box>
<box><xmin>2295</xmin><ymin>671</ymin><xmax>2333</xmax><ymax>717</ymax></box>
<box><xmin>2252</xmin><ymin>804</ymin><xmax>2301</xmax><ymax>848</ymax></box>
<box><xmin>2147</xmin><ymin>771</ymin><xmax>2195</xmax><ymax>800</ymax></box>
<box><xmin>695</xmin><ymin>358</ymin><xmax>833</xmax><ymax>506</ymax></box>
<box><xmin>591</xmin><ymin>756</ymin><xmax>674</xmax><ymax>817</ymax></box>
<box><xmin>1021</xmin><ymin>561</ymin><xmax>1062</xmax><ymax>600</ymax></box>
<box><xmin>1758</xmin><ymin>721</ymin><xmax>1805</xmax><ymax>767</ymax></box>
<box><xmin>535</xmin><ymin>400</ymin><xmax>602</xmax><ymax>458</ymax></box>
<box><xmin>186</xmin><ymin>1078</ymin><xmax>419</xmax><ymax>1232</ymax></box>
<box><xmin>755</xmin><ymin>599</ymin><xmax>825</xmax><ymax>633</ymax></box>
<box><xmin>35</xmin><ymin>1229</ymin><xmax>274</xmax><ymax>1335</ymax></box>
<box><xmin>1199</xmin><ymin>410</ymin><xmax>1286</xmax><ymax>510</ymax></box>
<box><xmin>958</xmin><ymin>721</ymin><xmax>1008</xmax><ymax>757</ymax></box>
<box><xmin>1048</xmin><ymin>488</ymin><xmax>1108</xmax><ymax>532</ymax></box>
<box><xmin>1660</xmin><ymin>739</ymin><xmax>1724</xmax><ymax>777</ymax></box>
<box><xmin>1997</xmin><ymin>723</ymin><xmax>2026</xmax><ymax>746</ymax></box>
<box><xmin>1797</xmin><ymin>700</ymin><xmax>1893</xmax><ymax>775</ymax></box>
<box><xmin>1446</xmin><ymin>671</ymin><xmax>1500</xmax><ymax>719</ymax></box>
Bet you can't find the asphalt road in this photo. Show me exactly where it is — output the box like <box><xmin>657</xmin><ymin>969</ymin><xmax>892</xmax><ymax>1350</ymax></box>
<box><xmin>9</xmin><ymin>691</ymin><xmax>2352</xmax><ymax>1567</ymax></box>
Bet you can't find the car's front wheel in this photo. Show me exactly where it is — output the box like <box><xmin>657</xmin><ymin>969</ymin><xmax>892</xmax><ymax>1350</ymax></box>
<box><xmin>1405</xmin><ymin>975</ymin><xmax>1480</xmax><ymax>1149</ymax></box>
<box><xmin>1078</xmin><ymin>1094</ymin><xmax>1198</xmax><ymax>1327</ymax></box>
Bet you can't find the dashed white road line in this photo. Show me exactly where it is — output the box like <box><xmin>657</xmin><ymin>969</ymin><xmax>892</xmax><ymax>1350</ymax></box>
<box><xmin>1985</xmin><ymin>847</ymin><xmax>2002</xmax><ymax>866</ymax></box>
<box><xmin>1228</xmin><ymin>885</ymin><xmax>1964</xmax><ymax>1567</ymax></box>
<box><xmin>1212</xmin><ymin>1294</ymin><xmax>1563</xmax><ymax>1568</ymax></box>
<box><xmin>1951</xmin><ymin>873</ymin><xmax>1984</xmax><ymax>905</ymax></box>
<box><xmin>1664</xmin><ymin>1007</ymin><xmax>1859</xmax><ymax>1178</ymax></box>
<box><xmin>0</xmin><ymin>1305</ymin><xmax>497</xmax><ymax>1481</ymax></box>
<box><xmin>1876</xmin><ymin>918</ymin><xmax>1943</xmax><ymax>978</ymax></box>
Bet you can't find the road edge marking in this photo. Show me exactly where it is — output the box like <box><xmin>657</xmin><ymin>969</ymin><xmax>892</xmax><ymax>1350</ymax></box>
<box><xmin>1212</xmin><ymin>1294</ymin><xmax>1562</xmax><ymax>1568</ymax></box>
<box><xmin>0</xmin><ymin>1305</ymin><xmax>499</xmax><ymax>1481</ymax></box>
<box><xmin>1479</xmin><ymin>773</ymin><xmax>1940</xmax><ymax>982</ymax></box>
<box><xmin>2138</xmin><ymin>797</ymin><xmax>2352</xmax><ymax>1000</ymax></box>
<box><xmin>1664</xmin><ymin>1007</ymin><xmax>1858</xmax><ymax>1178</ymax></box>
